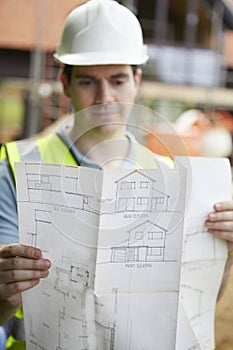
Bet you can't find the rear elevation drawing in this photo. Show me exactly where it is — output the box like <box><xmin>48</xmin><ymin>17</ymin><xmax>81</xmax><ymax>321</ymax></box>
<box><xmin>111</xmin><ymin>220</ymin><xmax>167</xmax><ymax>263</ymax></box>
<box><xmin>25</xmin><ymin>164</ymin><xmax>95</xmax><ymax>213</ymax></box>
<box><xmin>115</xmin><ymin>170</ymin><xmax>170</xmax><ymax>212</ymax></box>
<box><xmin>24</xmin><ymin>165</ymin><xmax>172</xmax><ymax>216</ymax></box>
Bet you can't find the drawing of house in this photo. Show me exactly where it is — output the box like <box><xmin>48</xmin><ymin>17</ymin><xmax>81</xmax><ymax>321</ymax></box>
<box><xmin>65</xmin><ymin>192</ymin><xmax>93</xmax><ymax>211</ymax></box>
<box><xmin>115</xmin><ymin>170</ymin><xmax>169</xmax><ymax>213</ymax></box>
<box><xmin>26</xmin><ymin>171</ymin><xmax>94</xmax><ymax>211</ymax></box>
<box><xmin>111</xmin><ymin>220</ymin><xmax>167</xmax><ymax>262</ymax></box>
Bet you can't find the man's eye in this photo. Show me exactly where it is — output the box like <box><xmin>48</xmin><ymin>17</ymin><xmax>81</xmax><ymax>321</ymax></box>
<box><xmin>112</xmin><ymin>79</ymin><xmax>126</xmax><ymax>85</ymax></box>
<box><xmin>79</xmin><ymin>80</ymin><xmax>92</xmax><ymax>85</ymax></box>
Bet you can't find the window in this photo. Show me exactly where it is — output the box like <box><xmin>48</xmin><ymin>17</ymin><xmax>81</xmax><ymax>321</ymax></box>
<box><xmin>140</xmin><ymin>181</ymin><xmax>148</xmax><ymax>188</ymax></box>
<box><xmin>83</xmin><ymin>196</ymin><xmax>88</xmax><ymax>204</ymax></box>
<box><xmin>135</xmin><ymin>231</ymin><xmax>143</xmax><ymax>240</ymax></box>
<box><xmin>148</xmin><ymin>247</ymin><xmax>162</xmax><ymax>256</ymax></box>
<box><xmin>155</xmin><ymin>197</ymin><xmax>164</xmax><ymax>204</ymax></box>
<box><xmin>41</xmin><ymin>175</ymin><xmax>49</xmax><ymax>183</ymax></box>
<box><xmin>148</xmin><ymin>231</ymin><xmax>163</xmax><ymax>240</ymax></box>
<box><xmin>121</xmin><ymin>181</ymin><xmax>136</xmax><ymax>190</ymax></box>
<box><xmin>137</xmin><ymin>197</ymin><xmax>149</xmax><ymax>205</ymax></box>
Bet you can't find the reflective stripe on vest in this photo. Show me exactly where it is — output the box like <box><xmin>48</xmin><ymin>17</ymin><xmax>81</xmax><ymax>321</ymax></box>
<box><xmin>16</xmin><ymin>139</ymin><xmax>41</xmax><ymax>162</ymax></box>
<box><xmin>3</xmin><ymin>134</ymin><xmax>78</xmax><ymax>179</ymax></box>
<box><xmin>3</xmin><ymin>134</ymin><xmax>172</xmax><ymax>175</ymax></box>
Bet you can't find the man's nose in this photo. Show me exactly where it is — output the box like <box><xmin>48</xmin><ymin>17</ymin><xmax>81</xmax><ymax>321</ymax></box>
<box><xmin>95</xmin><ymin>81</ymin><xmax>114</xmax><ymax>104</ymax></box>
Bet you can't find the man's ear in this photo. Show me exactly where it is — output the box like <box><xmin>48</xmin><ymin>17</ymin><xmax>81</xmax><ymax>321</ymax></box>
<box><xmin>60</xmin><ymin>72</ymin><xmax>70</xmax><ymax>97</ymax></box>
<box><xmin>134</xmin><ymin>68</ymin><xmax>142</xmax><ymax>89</ymax></box>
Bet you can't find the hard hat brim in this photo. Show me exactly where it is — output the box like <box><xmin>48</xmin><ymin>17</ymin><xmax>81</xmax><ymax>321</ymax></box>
<box><xmin>53</xmin><ymin>52</ymin><xmax>149</xmax><ymax>66</ymax></box>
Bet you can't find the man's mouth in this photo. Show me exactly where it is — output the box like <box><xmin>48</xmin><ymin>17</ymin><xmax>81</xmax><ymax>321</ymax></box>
<box><xmin>93</xmin><ymin>112</ymin><xmax>117</xmax><ymax>118</ymax></box>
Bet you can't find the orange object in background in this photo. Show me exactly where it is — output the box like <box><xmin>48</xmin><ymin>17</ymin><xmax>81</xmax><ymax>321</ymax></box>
<box><xmin>146</xmin><ymin>126</ymin><xmax>203</xmax><ymax>157</ymax></box>
<box><xmin>146</xmin><ymin>109</ymin><xmax>233</xmax><ymax>158</ymax></box>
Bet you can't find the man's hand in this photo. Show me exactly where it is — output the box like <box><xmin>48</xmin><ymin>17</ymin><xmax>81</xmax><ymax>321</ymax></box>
<box><xmin>205</xmin><ymin>200</ymin><xmax>233</xmax><ymax>249</ymax></box>
<box><xmin>0</xmin><ymin>244</ymin><xmax>51</xmax><ymax>324</ymax></box>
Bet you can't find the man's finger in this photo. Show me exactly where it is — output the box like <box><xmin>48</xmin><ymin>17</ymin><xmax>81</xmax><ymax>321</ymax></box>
<box><xmin>214</xmin><ymin>201</ymin><xmax>233</xmax><ymax>212</ymax></box>
<box><xmin>0</xmin><ymin>244</ymin><xmax>42</xmax><ymax>259</ymax></box>
<box><xmin>0</xmin><ymin>256</ymin><xmax>51</xmax><ymax>272</ymax></box>
<box><xmin>206</xmin><ymin>220</ymin><xmax>233</xmax><ymax>232</ymax></box>
<box><xmin>0</xmin><ymin>279</ymin><xmax>40</xmax><ymax>300</ymax></box>
<box><xmin>0</xmin><ymin>269</ymin><xmax>49</xmax><ymax>284</ymax></box>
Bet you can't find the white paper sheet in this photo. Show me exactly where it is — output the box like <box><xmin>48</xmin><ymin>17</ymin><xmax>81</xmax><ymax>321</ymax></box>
<box><xmin>175</xmin><ymin>156</ymin><xmax>232</xmax><ymax>350</ymax></box>
<box><xmin>15</xmin><ymin>156</ymin><xmax>231</xmax><ymax>350</ymax></box>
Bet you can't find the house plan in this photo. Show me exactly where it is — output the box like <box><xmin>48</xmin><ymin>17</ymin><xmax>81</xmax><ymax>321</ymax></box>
<box><xmin>15</xmin><ymin>157</ymin><xmax>232</xmax><ymax>350</ymax></box>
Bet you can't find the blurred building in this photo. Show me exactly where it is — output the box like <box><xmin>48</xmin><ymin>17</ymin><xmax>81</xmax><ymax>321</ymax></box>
<box><xmin>0</xmin><ymin>0</ymin><xmax>233</xmax><ymax>141</ymax></box>
<box><xmin>135</xmin><ymin>0</ymin><xmax>233</xmax><ymax>117</ymax></box>
<box><xmin>138</xmin><ymin>0</ymin><xmax>233</xmax><ymax>86</ymax></box>
<box><xmin>0</xmin><ymin>0</ymin><xmax>86</xmax><ymax>141</ymax></box>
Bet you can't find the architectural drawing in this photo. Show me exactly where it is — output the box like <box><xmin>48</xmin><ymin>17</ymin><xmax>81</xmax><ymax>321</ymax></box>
<box><xmin>183</xmin><ymin>224</ymin><xmax>219</xmax><ymax>262</ymax></box>
<box><xmin>15</xmin><ymin>158</ymin><xmax>231</xmax><ymax>350</ymax></box>
<box><xmin>174</xmin><ymin>156</ymin><xmax>232</xmax><ymax>350</ymax></box>
<box><xmin>115</xmin><ymin>169</ymin><xmax>170</xmax><ymax>213</ymax></box>
<box><xmin>27</xmin><ymin>209</ymin><xmax>51</xmax><ymax>247</ymax></box>
<box><xmin>95</xmin><ymin>288</ymin><xmax>118</xmax><ymax>350</ymax></box>
<box><xmin>181</xmin><ymin>284</ymin><xmax>203</xmax><ymax>320</ymax></box>
<box><xmin>96</xmin><ymin>321</ymin><xmax>116</xmax><ymax>350</ymax></box>
<box><xmin>111</xmin><ymin>220</ymin><xmax>167</xmax><ymax>263</ymax></box>
<box><xmin>25</xmin><ymin>163</ymin><xmax>96</xmax><ymax>213</ymax></box>
<box><xmin>179</xmin><ymin>222</ymin><xmax>226</xmax><ymax>348</ymax></box>
<box><xmin>54</xmin><ymin>261</ymin><xmax>89</xmax><ymax>297</ymax></box>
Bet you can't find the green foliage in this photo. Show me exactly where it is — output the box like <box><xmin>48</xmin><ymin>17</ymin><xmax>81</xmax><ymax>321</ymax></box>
<box><xmin>0</xmin><ymin>98</ymin><xmax>24</xmax><ymax>126</ymax></box>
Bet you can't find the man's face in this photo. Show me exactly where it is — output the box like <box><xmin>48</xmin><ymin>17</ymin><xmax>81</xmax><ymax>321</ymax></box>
<box><xmin>63</xmin><ymin>64</ymin><xmax>141</xmax><ymax>136</ymax></box>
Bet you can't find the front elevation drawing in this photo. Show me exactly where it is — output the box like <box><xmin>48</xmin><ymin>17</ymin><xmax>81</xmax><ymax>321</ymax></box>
<box><xmin>115</xmin><ymin>169</ymin><xmax>169</xmax><ymax>213</ymax></box>
<box><xmin>111</xmin><ymin>220</ymin><xmax>167</xmax><ymax>263</ymax></box>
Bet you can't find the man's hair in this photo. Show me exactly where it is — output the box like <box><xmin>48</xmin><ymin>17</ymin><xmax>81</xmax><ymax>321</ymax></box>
<box><xmin>63</xmin><ymin>65</ymin><xmax>73</xmax><ymax>84</ymax></box>
<box><xmin>62</xmin><ymin>64</ymin><xmax>139</xmax><ymax>84</ymax></box>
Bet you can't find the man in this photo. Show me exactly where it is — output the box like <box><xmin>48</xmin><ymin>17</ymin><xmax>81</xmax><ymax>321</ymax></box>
<box><xmin>0</xmin><ymin>1</ymin><xmax>233</xmax><ymax>349</ymax></box>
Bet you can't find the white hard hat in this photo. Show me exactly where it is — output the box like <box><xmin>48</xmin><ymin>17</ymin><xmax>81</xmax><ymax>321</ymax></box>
<box><xmin>54</xmin><ymin>0</ymin><xmax>148</xmax><ymax>65</ymax></box>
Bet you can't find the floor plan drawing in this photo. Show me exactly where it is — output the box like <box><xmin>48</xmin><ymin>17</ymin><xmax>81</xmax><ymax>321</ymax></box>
<box><xmin>54</xmin><ymin>258</ymin><xmax>89</xmax><ymax>297</ymax></box>
<box><xmin>22</xmin><ymin>208</ymin><xmax>94</xmax><ymax>349</ymax></box>
<box><xmin>27</xmin><ymin>209</ymin><xmax>52</xmax><ymax>247</ymax></box>
<box><xmin>15</xmin><ymin>158</ymin><xmax>231</xmax><ymax>350</ymax></box>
